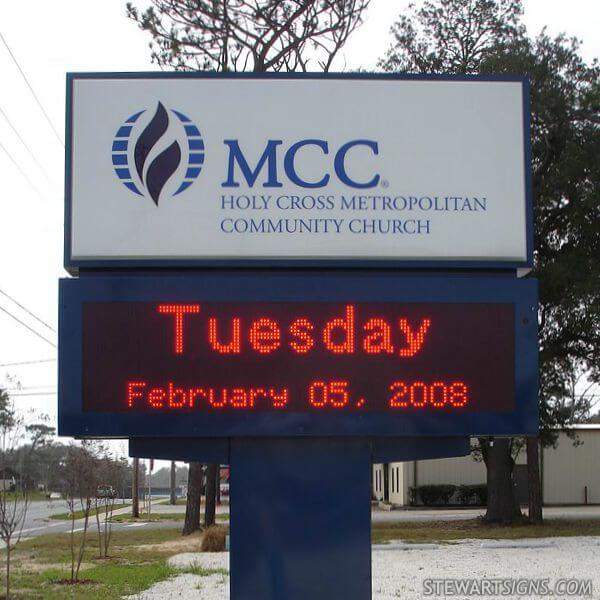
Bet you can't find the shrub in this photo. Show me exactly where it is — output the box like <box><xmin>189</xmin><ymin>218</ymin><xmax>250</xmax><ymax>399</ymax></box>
<box><xmin>200</xmin><ymin>525</ymin><xmax>228</xmax><ymax>552</ymax></box>
<box><xmin>408</xmin><ymin>486</ymin><xmax>418</xmax><ymax>506</ymax></box>
<box><xmin>457</xmin><ymin>484</ymin><xmax>488</xmax><ymax>506</ymax></box>
<box><xmin>418</xmin><ymin>484</ymin><xmax>456</xmax><ymax>506</ymax></box>
<box><xmin>457</xmin><ymin>485</ymin><xmax>475</xmax><ymax>505</ymax></box>
<box><xmin>472</xmin><ymin>484</ymin><xmax>487</xmax><ymax>506</ymax></box>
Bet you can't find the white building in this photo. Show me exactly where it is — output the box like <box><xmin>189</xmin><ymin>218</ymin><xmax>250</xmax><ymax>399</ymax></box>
<box><xmin>373</xmin><ymin>425</ymin><xmax>600</xmax><ymax>506</ymax></box>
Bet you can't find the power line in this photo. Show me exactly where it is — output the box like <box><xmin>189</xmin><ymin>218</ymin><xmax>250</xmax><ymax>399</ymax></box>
<box><xmin>0</xmin><ymin>288</ymin><xmax>56</xmax><ymax>333</ymax></box>
<box><xmin>0</xmin><ymin>304</ymin><xmax>56</xmax><ymax>348</ymax></box>
<box><xmin>6</xmin><ymin>385</ymin><xmax>56</xmax><ymax>391</ymax></box>
<box><xmin>0</xmin><ymin>139</ymin><xmax>44</xmax><ymax>200</ymax></box>
<box><xmin>0</xmin><ymin>30</ymin><xmax>64</xmax><ymax>147</ymax></box>
<box><xmin>0</xmin><ymin>358</ymin><xmax>55</xmax><ymax>367</ymax></box>
<box><xmin>0</xmin><ymin>104</ymin><xmax>52</xmax><ymax>182</ymax></box>
<box><xmin>10</xmin><ymin>391</ymin><xmax>56</xmax><ymax>397</ymax></box>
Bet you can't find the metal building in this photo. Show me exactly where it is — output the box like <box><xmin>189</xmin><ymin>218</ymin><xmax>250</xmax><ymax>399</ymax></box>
<box><xmin>373</xmin><ymin>425</ymin><xmax>600</xmax><ymax>506</ymax></box>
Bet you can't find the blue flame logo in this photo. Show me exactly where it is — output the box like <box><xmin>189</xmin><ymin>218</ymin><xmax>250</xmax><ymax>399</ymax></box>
<box><xmin>111</xmin><ymin>102</ymin><xmax>204</xmax><ymax>205</ymax></box>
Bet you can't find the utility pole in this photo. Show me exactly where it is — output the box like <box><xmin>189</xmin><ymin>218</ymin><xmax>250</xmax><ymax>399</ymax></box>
<box><xmin>170</xmin><ymin>461</ymin><xmax>177</xmax><ymax>505</ymax></box>
<box><xmin>148</xmin><ymin>459</ymin><xmax>153</xmax><ymax>516</ymax></box>
<box><xmin>132</xmin><ymin>457</ymin><xmax>139</xmax><ymax>518</ymax></box>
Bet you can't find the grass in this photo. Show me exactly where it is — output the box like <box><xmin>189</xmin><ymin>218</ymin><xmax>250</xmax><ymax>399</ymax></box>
<box><xmin>21</xmin><ymin>561</ymin><xmax>175</xmax><ymax>599</ymax></box>
<box><xmin>184</xmin><ymin>565</ymin><xmax>229</xmax><ymax>577</ymax></box>
<box><xmin>111</xmin><ymin>511</ymin><xmax>229</xmax><ymax>523</ymax></box>
<box><xmin>19</xmin><ymin>527</ymin><xmax>186</xmax><ymax>563</ymax></box>
<box><xmin>2</xmin><ymin>527</ymin><xmax>222</xmax><ymax>599</ymax></box>
<box><xmin>371</xmin><ymin>518</ymin><xmax>600</xmax><ymax>544</ymax></box>
<box><xmin>50</xmin><ymin>504</ymin><xmax>131</xmax><ymax>521</ymax></box>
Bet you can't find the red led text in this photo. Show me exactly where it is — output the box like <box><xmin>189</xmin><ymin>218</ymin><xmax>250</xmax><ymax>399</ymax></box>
<box><xmin>158</xmin><ymin>304</ymin><xmax>201</xmax><ymax>354</ymax></box>
<box><xmin>389</xmin><ymin>381</ymin><xmax>469</xmax><ymax>409</ymax></box>
<box><xmin>308</xmin><ymin>380</ymin><xmax>350</xmax><ymax>408</ymax></box>
<box><xmin>157</xmin><ymin>304</ymin><xmax>431</xmax><ymax>358</ymax></box>
<box><xmin>127</xmin><ymin>381</ymin><xmax>289</xmax><ymax>410</ymax></box>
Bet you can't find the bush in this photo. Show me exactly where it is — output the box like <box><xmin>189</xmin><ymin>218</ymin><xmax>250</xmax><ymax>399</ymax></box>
<box><xmin>417</xmin><ymin>484</ymin><xmax>457</xmax><ymax>506</ymax></box>
<box><xmin>200</xmin><ymin>526</ymin><xmax>228</xmax><ymax>552</ymax></box>
<box><xmin>472</xmin><ymin>484</ymin><xmax>487</xmax><ymax>506</ymax></box>
<box><xmin>457</xmin><ymin>484</ymin><xmax>488</xmax><ymax>506</ymax></box>
<box><xmin>408</xmin><ymin>486</ymin><xmax>418</xmax><ymax>506</ymax></box>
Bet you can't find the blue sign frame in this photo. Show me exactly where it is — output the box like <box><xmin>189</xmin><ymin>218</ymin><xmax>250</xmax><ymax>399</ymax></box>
<box><xmin>58</xmin><ymin>273</ymin><xmax>538</xmax><ymax>438</ymax></box>
<box><xmin>64</xmin><ymin>72</ymin><xmax>533</xmax><ymax>273</ymax></box>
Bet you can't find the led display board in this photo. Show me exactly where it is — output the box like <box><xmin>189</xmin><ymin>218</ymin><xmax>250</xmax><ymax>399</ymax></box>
<box><xmin>58</xmin><ymin>274</ymin><xmax>538</xmax><ymax>438</ymax></box>
<box><xmin>65</xmin><ymin>73</ymin><xmax>532</xmax><ymax>272</ymax></box>
<box><xmin>82</xmin><ymin>302</ymin><xmax>514</xmax><ymax>414</ymax></box>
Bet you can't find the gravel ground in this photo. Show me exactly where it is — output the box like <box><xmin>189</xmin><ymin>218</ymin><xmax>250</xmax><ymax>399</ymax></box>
<box><xmin>127</xmin><ymin>536</ymin><xmax>600</xmax><ymax>599</ymax></box>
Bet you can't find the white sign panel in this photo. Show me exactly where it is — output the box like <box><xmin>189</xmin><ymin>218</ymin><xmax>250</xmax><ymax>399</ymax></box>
<box><xmin>66</xmin><ymin>74</ymin><xmax>531</xmax><ymax>269</ymax></box>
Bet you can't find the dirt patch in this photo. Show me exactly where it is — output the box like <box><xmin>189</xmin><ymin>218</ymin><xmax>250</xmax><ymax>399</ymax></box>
<box><xmin>133</xmin><ymin>532</ymin><xmax>204</xmax><ymax>554</ymax></box>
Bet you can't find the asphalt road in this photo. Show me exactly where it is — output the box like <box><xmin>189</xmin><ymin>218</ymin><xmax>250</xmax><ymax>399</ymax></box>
<box><xmin>14</xmin><ymin>502</ymin><xmax>600</xmax><ymax>541</ymax></box>
<box><xmin>18</xmin><ymin>499</ymin><xmax>181</xmax><ymax>540</ymax></box>
<box><xmin>21</xmin><ymin>516</ymin><xmax>182</xmax><ymax>540</ymax></box>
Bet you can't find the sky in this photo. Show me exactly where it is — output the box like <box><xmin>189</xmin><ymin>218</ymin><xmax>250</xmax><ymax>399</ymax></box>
<box><xmin>0</xmin><ymin>0</ymin><xmax>599</xmax><ymax>453</ymax></box>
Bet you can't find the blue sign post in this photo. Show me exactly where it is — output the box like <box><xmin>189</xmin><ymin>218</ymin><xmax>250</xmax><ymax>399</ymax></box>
<box><xmin>129</xmin><ymin>435</ymin><xmax>471</xmax><ymax>599</ymax></box>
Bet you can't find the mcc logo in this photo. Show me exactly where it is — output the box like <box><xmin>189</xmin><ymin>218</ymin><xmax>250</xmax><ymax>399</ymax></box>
<box><xmin>111</xmin><ymin>102</ymin><xmax>205</xmax><ymax>205</ymax></box>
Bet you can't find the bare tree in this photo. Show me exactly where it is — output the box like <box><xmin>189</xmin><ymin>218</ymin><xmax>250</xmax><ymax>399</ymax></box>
<box><xmin>126</xmin><ymin>0</ymin><xmax>371</xmax><ymax>72</ymax></box>
<box><xmin>91</xmin><ymin>444</ymin><xmax>120</xmax><ymax>559</ymax></box>
<box><xmin>0</xmin><ymin>389</ymin><xmax>53</xmax><ymax>599</ymax></box>
<box><xmin>379</xmin><ymin>0</ymin><xmax>524</xmax><ymax>74</ymax></box>
<box><xmin>62</xmin><ymin>443</ymin><xmax>98</xmax><ymax>582</ymax></box>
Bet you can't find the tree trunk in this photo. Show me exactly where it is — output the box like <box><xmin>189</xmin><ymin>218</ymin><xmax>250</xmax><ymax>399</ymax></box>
<box><xmin>70</xmin><ymin>510</ymin><xmax>76</xmax><ymax>581</ymax></box>
<box><xmin>170</xmin><ymin>461</ymin><xmax>177</xmax><ymax>505</ymax></box>
<box><xmin>480</xmin><ymin>437</ymin><xmax>522</xmax><ymax>524</ymax></box>
<box><xmin>216</xmin><ymin>465</ymin><xmax>221</xmax><ymax>506</ymax></box>
<box><xmin>95</xmin><ymin>501</ymin><xmax>102</xmax><ymax>557</ymax></box>
<box><xmin>182</xmin><ymin>462</ymin><xmax>203</xmax><ymax>535</ymax></box>
<box><xmin>204</xmin><ymin>463</ymin><xmax>217</xmax><ymax>527</ymax></box>
<box><xmin>6</xmin><ymin>538</ymin><xmax>10</xmax><ymax>600</ymax></box>
<box><xmin>132</xmin><ymin>458</ymin><xmax>139</xmax><ymax>518</ymax></box>
<box><xmin>527</xmin><ymin>437</ymin><xmax>543</xmax><ymax>524</ymax></box>
<box><xmin>75</xmin><ymin>510</ymin><xmax>90</xmax><ymax>581</ymax></box>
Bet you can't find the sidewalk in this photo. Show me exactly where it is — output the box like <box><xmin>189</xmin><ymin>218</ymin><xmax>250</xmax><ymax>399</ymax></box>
<box><xmin>116</xmin><ymin>502</ymin><xmax>600</xmax><ymax>521</ymax></box>
<box><xmin>371</xmin><ymin>504</ymin><xmax>600</xmax><ymax>522</ymax></box>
